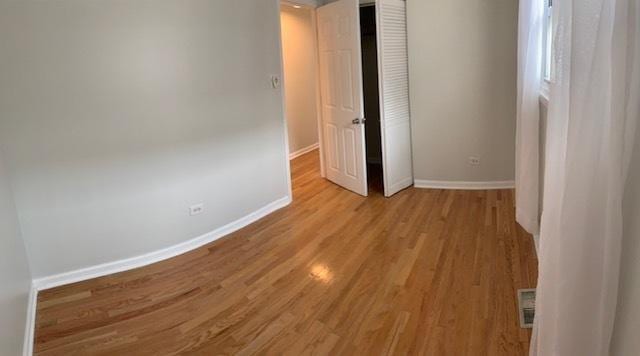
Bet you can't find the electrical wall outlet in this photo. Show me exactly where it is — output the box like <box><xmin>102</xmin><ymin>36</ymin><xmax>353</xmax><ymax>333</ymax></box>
<box><xmin>189</xmin><ymin>203</ymin><xmax>204</xmax><ymax>216</ymax></box>
<box><xmin>468</xmin><ymin>156</ymin><xmax>481</xmax><ymax>166</ymax></box>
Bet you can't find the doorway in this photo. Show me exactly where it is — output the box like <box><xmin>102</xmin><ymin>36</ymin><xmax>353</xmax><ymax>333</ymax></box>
<box><xmin>280</xmin><ymin>2</ymin><xmax>322</xmax><ymax>164</ymax></box>
<box><xmin>360</xmin><ymin>4</ymin><xmax>384</xmax><ymax>194</ymax></box>
<box><xmin>280</xmin><ymin>0</ymin><xmax>412</xmax><ymax>199</ymax></box>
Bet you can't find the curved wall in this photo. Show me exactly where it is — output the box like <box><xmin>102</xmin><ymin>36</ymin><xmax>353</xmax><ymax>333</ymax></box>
<box><xmin>0</xmin><ymin>0</ymin><xmax>290</xmax><ymax>280</ymax></box>
<box><xmin>0</xmin><ymin>149</ymin><xmax>32</xmax><ymax>355</ymax></box>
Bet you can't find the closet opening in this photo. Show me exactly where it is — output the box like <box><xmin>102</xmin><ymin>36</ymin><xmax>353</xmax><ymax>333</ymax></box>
<box><xmin>360</xmin><ymin>4</ymin><xmax>384</xmax><ymax>194</ymax></box>
<box><xmin>283</xmin><ymin>0</ymin><xmax>412</xmax><ymax>198</ymax></box>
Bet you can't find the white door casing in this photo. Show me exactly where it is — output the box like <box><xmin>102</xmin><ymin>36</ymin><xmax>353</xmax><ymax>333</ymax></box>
<box><xmin>317</xmin><ymin>0</ymin><xmax>368</xmax><ymax>196</ymax></box>
<box><xmin>376</xmin><ymin>0</ymin><xmax>414</xmax><ymax>197</ymax></box>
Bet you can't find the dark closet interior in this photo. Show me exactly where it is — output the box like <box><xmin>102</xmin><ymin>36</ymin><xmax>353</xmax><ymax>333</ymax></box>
<box><xmin>360</xmin><ymin>5</ymin><xmax>384</xmax><ymax>193</ymax></box>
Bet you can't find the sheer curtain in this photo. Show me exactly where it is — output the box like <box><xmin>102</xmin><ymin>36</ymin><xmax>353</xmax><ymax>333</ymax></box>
<box><xmin>531</xmin><ymin>0</ymin><xmax>640</xmax><ymax>355</ymax></box>
<box><xmin>516</xmin><ymin>0</ymin><xmax>544</xmax><ymax>236</ymax></box>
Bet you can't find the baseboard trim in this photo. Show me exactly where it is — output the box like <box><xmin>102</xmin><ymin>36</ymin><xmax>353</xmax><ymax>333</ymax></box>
<box><xmin>23</xmin><ymin>284</ymin><xmax>37</xmax><ymax>356</ymax></box>
<box><xmin>289</xmin><ymin>143</ymin><xmax>319</xmax><ymax>160</ymax></box>
<box><xmin>32</xmin><ymin>196</ymin><xmax>292</xmax><ymax>291</ymax></box>
<box><xmin>414</xmin><ymin>179</ymin><xmax>515</xmax><ymax>190</ymax></box>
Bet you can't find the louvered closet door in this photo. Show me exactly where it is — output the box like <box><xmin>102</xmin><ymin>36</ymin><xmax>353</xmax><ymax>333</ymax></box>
<box><xmin>376</xmin><ymin>0</ymin><xmax>414</xmax><ymax>197</ymax></box>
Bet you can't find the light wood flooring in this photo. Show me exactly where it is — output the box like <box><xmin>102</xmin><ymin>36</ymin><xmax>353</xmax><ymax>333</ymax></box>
<box><xmin>34</xmin><ymin>149</ymin><xmax>538</xmax><ymax>355</ymax></box>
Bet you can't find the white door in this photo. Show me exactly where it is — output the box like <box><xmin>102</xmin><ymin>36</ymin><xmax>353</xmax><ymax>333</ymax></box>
<box><xmin>317</xmin><ymin>0</ymin><xmax>368</xmax><ymax>196</ymax></box>
<box><xmin>376</xmin><ymin>0</ymin><xmax>414</xmax><ymax>197</ymax></box>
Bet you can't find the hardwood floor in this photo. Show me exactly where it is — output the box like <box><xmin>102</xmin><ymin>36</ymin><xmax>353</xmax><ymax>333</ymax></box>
<box><xmin>34</xmin><ymin>150</ymin><xmax>538</xmax><ymax>355</ymax></box>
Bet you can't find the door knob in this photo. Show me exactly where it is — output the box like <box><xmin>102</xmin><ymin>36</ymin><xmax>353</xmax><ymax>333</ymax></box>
<box><xmin>352</xmin><ymin>118</ymin><xmax>366</xmax><ymax>125</ymax></box>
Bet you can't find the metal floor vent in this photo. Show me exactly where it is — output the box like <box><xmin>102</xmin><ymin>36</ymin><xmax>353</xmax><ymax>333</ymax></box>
<box><xmin>518</xmin><ymin>289</ymin><xmax>536</xmax><ymax>328</ymax></box>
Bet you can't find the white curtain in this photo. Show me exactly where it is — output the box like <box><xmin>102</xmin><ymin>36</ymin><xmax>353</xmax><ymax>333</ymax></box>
<box><xmin>531</xmin><ymin>0</ymin><xmax>640</xmax><ymax>355</ymax></box>
<box><xmin>516</xmin><ymin>0</ymin><xmax>544</xmax><ymax>236</ymax></box>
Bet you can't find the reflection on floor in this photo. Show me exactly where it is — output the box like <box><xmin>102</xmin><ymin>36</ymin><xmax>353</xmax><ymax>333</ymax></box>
<box><xmin>34</xmin><ymin>149</ymin><xmax>537</xmax><ymax>355</ymax></box>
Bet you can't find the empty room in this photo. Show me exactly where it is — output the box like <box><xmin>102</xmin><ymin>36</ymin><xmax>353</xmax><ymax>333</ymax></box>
<box><xmin>1</xmin><ymin>0</ymin><xmax>639</xmax><ymax>355</ymax></box>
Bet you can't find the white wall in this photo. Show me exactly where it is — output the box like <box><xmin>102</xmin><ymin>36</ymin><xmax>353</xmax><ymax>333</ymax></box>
<box><xmin>610</xmin><ymin>125</ymin><xmax>640</xmax><ymax>355</ymax></box>
<box><xmin>0</xmin><ymin>0</ymin><xmax>290</xmax><ymax>279</ymax></box>
<box><xmin>0</xmin><ymin>149</ymin><xmax>32</xmax><ymax>356</ymax></box>
<box><xmin>407</xmin><ymin>0</ymin><xmax>518</xmax><ymax>183</ymax></box>
<box><xmin>281</xmin><ymin>5</ymin><xmax>320</xmax><ymax>155</ymax></box>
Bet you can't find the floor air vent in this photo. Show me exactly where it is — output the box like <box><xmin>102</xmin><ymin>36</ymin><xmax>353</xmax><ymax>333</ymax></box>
<box><xmin>518</xmin><ymin>289</ymin><xmax>536</xmax><ymax>328</ymax></box>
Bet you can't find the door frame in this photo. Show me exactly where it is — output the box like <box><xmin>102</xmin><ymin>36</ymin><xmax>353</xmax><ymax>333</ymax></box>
<box><xmin>278</xmin><ymin>0</ymin><xmax>414</xmax><ymax>197</ymax></box>
<box><xmin>311</xmin><ymin>3</ymin><xmax>327</xmax><ymax>178</ymax></box>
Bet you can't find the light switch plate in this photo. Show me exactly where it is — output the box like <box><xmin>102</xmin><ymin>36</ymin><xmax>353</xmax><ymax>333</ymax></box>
<box><xmin>271</xmin><ymin>75</ymin><xmax>280</xmax><ymax>89</ymax></box>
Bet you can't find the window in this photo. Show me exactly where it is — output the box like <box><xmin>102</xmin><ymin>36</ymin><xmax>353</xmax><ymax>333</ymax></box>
<box><xmin>542</xmin><ymin>0</ymin><xmax>553</xmax><ymax>82</ymax></box>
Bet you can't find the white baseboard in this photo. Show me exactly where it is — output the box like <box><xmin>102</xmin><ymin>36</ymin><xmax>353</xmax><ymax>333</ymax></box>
<box><xmin>289</xmin><ymin>143</ymin><xmax>319</xmax><ymax>160</ymax></box>
<box><xmin>32</xmin><ymin>196</ymin><xmax>292</xmax><ymax>291</ymax></box>
<box><xmin>23</xmin><ymin>284</ymin><xmax>37</xmax><ymax>356</ymax></box>
<box><xmin>414</xmin><ymin>179</ymin><xmax>515</xmax><ymax>190</ymax></box>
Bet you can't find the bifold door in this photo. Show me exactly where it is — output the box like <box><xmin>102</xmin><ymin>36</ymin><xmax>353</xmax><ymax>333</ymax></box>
<box><xmin>316</xmin><ymin>0</ymin><xmax>413</xmax><ymax>198</ymax></box>
<box><xmin>376</xmin><ymin>0</ymin><xmax>414</xmax><ymax>197</ymax></box>
<box><xmin>317</xmin><ymin>0</ymin><xmax>368</xmax><ymax>196</ymax></box>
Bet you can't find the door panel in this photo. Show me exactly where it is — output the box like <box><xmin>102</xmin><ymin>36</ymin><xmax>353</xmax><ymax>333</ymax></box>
<box><xmin>383</xmin><ymin>120</ymin><xmax>414</xmax><ymax>194</ymax></box>
<box><xmin>377</xmin><ymin>0</ymin><xmax>414</xmax><ymax>197</ymax></box>
<box><xmin>344</xmin><ymin>127</ymin><xmax>358</xmax><ymax>177</ymax></box>
<box><xmin>338</xmin><ymin>51</ymin><xmax>355</xmax><ymax>110</ymax></box>
<box><xmin>326</xmin><ymin>124</ymin><xmax>340</xmax><ymax>171</ymax></box>
<box><xmin>318</xmin><ymin>0</ymin><xmax>368</xmax><ymax>196</ymax></box>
